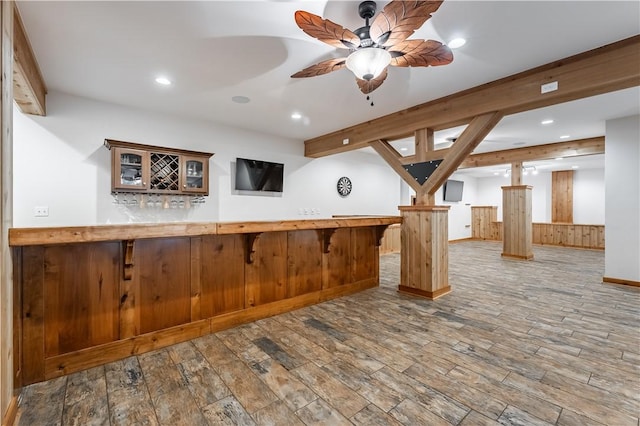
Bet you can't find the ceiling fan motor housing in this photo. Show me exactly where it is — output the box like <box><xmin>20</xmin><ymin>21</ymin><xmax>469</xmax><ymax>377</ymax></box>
<box><xmin>355</xmin><ymin>1</ymin><xmax>378</xmax><ymax>48</ymax></box>
<box><xmin>358</xmin><ymin>1</ymin><xmax>377</xmax><ymax>20</ymax></box>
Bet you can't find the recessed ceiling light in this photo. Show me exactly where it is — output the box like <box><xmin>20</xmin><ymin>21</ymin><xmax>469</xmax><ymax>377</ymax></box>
<box><xmin>559</xmin><ymin>135</ymin><xmax>570</xmax><ymax>139</ymax></box>
<box><xmin>571</xmin><ymin>165</ymin><xmax>579</xmax><ymax>169</ymax></box>
<box><xmin>154</xmin><ymin>77</ymin><xmax>171</xmax><ymax>86</ymax></box>
<box><xmin>291</xmin><ymin>112</ymin><xmax>302</xmax><ymax>120</ymax></box>
<box><xmin>541</xmin><ymin>119</ymin><xmax>554</xmax><ymax>125</ymax></box>
<box><xmin>231</xmin><ymin>95</ymin><xmax>250</xmax><ymax>104</ymax></box>
<box><xmin>493</xmin><ymin>172</ymin><xmax>500</xmax><ymax>176</ymax></box>
<box><xmin>555</xmin><ymin>157</ymin><xmax>564</xmax><ymax>160</ymax></box>
<box><xmin>448</xmin><ymin>38</ymin><xmax>466</xmax><ymax>49</ymax></box>
<box><xmin>400</xmin><ymin>147</ymin><xmax>408</xmax><ymax>152</ymax></box>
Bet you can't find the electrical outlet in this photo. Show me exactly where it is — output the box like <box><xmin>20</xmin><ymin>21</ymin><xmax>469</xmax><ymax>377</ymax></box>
<box><xmin>34</xmin><ymin>206</ymin><xmax>49</xmax><ymax>217</ymax></box>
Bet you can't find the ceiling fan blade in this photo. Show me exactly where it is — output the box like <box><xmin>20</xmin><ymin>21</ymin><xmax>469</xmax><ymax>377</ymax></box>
<box><xmin>356</xmin><ymin>68</ymin><xmax>388</xmax><ymax>94</ymax></box>
<box><xmin>291</xmin><ymin>57</ymin><xmax>347</xmax><ymax>78</ymax></box>
<box><xmin>389</xmin><ymin>39</ymin><xmax>453</xmax><ymax>67</ymax></box>
<box><xmin>295</xmin><ymin>10</ymin><xmax>361</xmax><ymax>50</ymax></box>
<box><xmin>370</xmin><ymin>1</ymin><xmax>443</xmax><ymax>47</ymax></box>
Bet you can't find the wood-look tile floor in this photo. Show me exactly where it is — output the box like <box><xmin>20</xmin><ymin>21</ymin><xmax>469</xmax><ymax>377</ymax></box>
<box><xmin>15</xmin><ymin>241</ymin><xmax>640</xmax><ymax>426</ymax></box>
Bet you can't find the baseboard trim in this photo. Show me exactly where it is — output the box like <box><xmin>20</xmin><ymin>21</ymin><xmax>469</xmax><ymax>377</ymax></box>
<box><xmin>398</xmin><ymin>285</ymin><xmax>451</xmax><ymax>300</ymax></box>
<box><xmin>2</xmin><ymin>395</ymin><xmax>19</xmax><ymax>426</ymax></box>
<box><xmin>602</xmin><ymin>276</ymin><xmax>640</xmax><ymax>288</ymax></box>
<box><xmin>449</xmin><ymin>238</ymin><xmax>475</xmax><ymax>244</ymax></box>
<box><xmin>501</xmin><ymin>253</ymin><xmax>534</xmax><ymax>260</ymax></box>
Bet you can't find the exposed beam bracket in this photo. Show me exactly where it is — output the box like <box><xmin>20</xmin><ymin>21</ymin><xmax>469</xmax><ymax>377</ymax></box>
<box><xmin>402</xmin><ymin>160</ymin><xmax>443</xmax><ymax>185</ymax></box>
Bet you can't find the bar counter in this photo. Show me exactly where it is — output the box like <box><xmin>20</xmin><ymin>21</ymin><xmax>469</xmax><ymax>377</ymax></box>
<box><xmin>10</xmin><ymin>217</ymin><xmax>401</xmax><ymax>386</ymax></box>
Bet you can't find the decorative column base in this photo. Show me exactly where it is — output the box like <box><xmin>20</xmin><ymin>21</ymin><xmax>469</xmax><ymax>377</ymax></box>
<box><xmin>501</xmin><ymin>185</ymin><xmax>533</xmax><ymax>260</ymax></box>
<box><xmin>398</xmin><ymin>205</ymin><xmax>451</xmax><ymax>300</ymax></box>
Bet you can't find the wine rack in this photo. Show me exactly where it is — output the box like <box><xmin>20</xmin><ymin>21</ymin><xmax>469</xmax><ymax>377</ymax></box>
<box><xmin>105</xmin><ymin>139</ymin><xmax>213</xmax><ymax>196</ymax></box>
<box><xmin>150</xmin><ymin>153</ymin><xmax>180</xmax><ymax>191</ymax></box>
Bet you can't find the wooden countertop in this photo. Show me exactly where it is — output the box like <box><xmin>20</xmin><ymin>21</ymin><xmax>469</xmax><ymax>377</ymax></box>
<box><xmin>9</xmin><ymin>216</ymin><xmax>402</xmax><ymax>246</ymax></box>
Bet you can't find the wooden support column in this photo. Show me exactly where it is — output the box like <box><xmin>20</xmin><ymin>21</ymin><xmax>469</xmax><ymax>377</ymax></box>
<box><xmin>414</xmin><ymin>128</ymin><xmax>435</xmax><ymax>205</ymax></box>
<box><xmin>502</xmin><ymin>185</ymin><xmax>533</xmax><ymax>260</ymax></box>
<box><xmin>375</xmin><ymin>112</ymin><xmax>503</xmax><ymax>300</ymax></box>
<box><xmin>1</xmin><ymin>2</ymin><xmax>16</xmax><ymax>424</ymax></box>
<box><xmin>398</xmin><ymin>205</ymin><xmax>451</xmax><ymax>299</ymax></box>
<box><xmin>511</xmin><ymin>162</ymin><xmax>523</xmax><ymax>185</ymax></box>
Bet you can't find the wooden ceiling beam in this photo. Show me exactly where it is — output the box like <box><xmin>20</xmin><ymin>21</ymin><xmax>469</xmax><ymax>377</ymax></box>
<box><xmin>305</xmin><ymin>35</ymin><xmax>639</xmax><ymax>158</ymax></box>
<box><xmin>13</xmin><ymin>4</ymin><xmax>47</xmax><ymax>116</ymax></box>
<box><xmin>423</xmin><ymin>111</ymin><xmax>504</xmax><ymax>195</ymax></box>
<box><xmin>369</xmin><ymin>139</ymin><xmax>422</xmax><ymax>193</ymax></box>
<box><xmin>459</xmin><ymin>136</ymin><xmax>605</xmax><ymax>169</ymax></box>
<box><xmin>400</xmin><ymin>148</ymin><xmax>448</xmax><ymax>165</ymax></box>
<box><xmin>414</xmin><ymin>128</ymin><xmax>434</xmax><ymax>162</ymax></box>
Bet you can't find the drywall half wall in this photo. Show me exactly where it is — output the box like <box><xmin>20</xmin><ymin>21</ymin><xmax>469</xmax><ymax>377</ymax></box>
<box><xmin>604</xmin><ymin>115</ymin><xmax>640</xmax><ymax>283</ymax></box>
<box><xmin>13</xmin><ymin>91</ymin><xmax>403</xmax><ymax>227</ymax></box>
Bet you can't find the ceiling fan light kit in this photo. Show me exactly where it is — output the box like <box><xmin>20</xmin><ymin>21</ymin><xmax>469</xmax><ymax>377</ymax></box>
<box><xmin>292</xmin><ymin>0</ymin><xmax>453</xmax><ymax>94</ymax></box>
<box><xmin>346</xmin><ymin>47</ymin><xmax>391</xmax><ymax>81</ymax></box>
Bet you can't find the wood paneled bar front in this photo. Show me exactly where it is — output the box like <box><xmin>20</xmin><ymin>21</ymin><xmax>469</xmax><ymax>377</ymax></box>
<box><xmin>9</xmin><ymin>216</ymin><xmax>400</xmax><ymax>387</ymax></box>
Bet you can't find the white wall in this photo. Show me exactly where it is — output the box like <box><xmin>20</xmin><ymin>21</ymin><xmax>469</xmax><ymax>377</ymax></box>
<box><xmin>573</xmin><ymin>168</ymin><xmax>605</xmax><ymax>224</ymax></box>
<box><xmin>475</xmin><ymin>172</ymin><xmax>552</xmax><ymax>223</ymax></box>
<box><xmin>440</xmin><ymin>173</ymin><xmax>476</xmax><ymax>241</ymax></box>
<box><xmin>605</xmin><ymin>115</ymin><xmax>640</xmax><ymax>282</ymax></box>
<box><xmin>474</xmin><ymin>168</ymin><xmax>605</xmax><ymax>225</ymax></box>
<box><xmin>13</xmin><ymin>92</ymin><xmax>402</xmax><ymax>227</ymax></box>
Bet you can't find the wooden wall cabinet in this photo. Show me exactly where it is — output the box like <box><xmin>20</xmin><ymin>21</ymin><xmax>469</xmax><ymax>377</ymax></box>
<box><xmin>105</xmin><ymin>139</ymin><xmax>213</xmax><ymax>195</ymax></box>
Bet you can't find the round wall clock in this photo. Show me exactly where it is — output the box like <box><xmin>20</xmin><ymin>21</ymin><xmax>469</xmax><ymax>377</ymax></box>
<box><xmin>337</xmin><ymin>176</ymin><xmax>352</xmax><ymax>196</ymax></box>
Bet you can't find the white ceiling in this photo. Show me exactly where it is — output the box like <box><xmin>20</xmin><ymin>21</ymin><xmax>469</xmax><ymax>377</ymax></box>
<box><xmin>16</xmin><ymin>1</ymin><xmax>640</xmax><ymax>176</ymax></box>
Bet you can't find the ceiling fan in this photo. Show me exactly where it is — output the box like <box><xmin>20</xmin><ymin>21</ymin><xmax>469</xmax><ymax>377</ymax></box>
<box><xmin>291</xmin><ymin>0</ymin><xmax>453</xmax><ymax>95</ymax></box>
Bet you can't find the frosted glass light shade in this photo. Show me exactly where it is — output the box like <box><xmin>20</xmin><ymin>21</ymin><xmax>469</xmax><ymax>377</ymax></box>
<box><xmin>346</xmin><ymin>47</ymin><xmax>391</xmax><ymax>81</ymax></box>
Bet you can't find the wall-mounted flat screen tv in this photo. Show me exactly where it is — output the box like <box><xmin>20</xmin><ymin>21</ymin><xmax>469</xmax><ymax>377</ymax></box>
<box><xmin>235</xmin><ymin>157</ymin><xmax>284</xmax><ymax>192</ymax></box>
<box><xmin>443</xmin><ymin>179</ymin><xmax>464</xmax><ymax>202</ymax></box>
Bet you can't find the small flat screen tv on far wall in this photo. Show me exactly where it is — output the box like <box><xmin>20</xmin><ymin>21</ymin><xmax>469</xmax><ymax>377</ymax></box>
<box><xmin>235</xmin><ymin>157</ymin><xmax>284</xmax><ymax>192</ymax></box>
<box><xmin>443</xmin><ymin>179</ymin><xmax>464</xmax><ymax>202</ymax></box>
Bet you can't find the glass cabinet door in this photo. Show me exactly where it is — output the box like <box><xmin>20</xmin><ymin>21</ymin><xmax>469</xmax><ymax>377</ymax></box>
<box><xmin>113</xmin><ymin>148</ymin><xmax>149</xmax><ymax>190</ymax></box>
<box><xmin>181</xmin><ymin>156</ymin><xmax>208</xmax><ymax>194</ymax></box>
